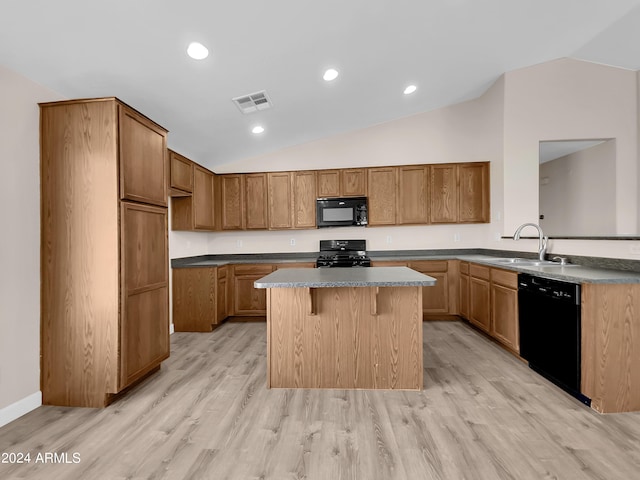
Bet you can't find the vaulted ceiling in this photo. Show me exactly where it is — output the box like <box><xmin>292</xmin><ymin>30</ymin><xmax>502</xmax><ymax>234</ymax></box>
<box><xmin>2</xmin><ymin>0</ymin><xmax>640</xmax><ymax>169</ymax></box>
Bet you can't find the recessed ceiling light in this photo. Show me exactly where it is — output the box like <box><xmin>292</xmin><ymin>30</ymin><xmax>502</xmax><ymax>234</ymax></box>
<box><xmin>187</xmin><ymin>42</ymin><xmax>209</xmax><ymax>60</ymax></box>
<box><xmin>323</xmin><ymin>68</ymin><xmax>339</xmax><ymax>82</ymax></box>
<box><xmin>404</xmin><ymin>85</ymin><xmax>417</xmax><ymax>95</ymax></box>
<box><xmin>252</xmin><ymin>125</ymin><xmax>265</xmax><ymax>134</ymax></box>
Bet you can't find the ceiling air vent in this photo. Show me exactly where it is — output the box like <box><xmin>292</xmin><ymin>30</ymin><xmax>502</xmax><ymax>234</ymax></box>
<box><xmin>232</xmin><ymin>90</ymin><xmax>273</xmax><ymax>114</ymax></box>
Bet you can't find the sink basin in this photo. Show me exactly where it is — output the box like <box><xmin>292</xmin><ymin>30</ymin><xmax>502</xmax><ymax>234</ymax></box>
<box><xmin>490</xmin><ymin>258</ymin><xmax>578</xmax><ymax>267</ymax></box>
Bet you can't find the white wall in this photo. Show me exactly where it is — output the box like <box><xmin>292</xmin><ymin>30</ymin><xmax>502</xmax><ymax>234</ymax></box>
<box><xmin>501</xmin><ymin>58</ymin><xmax>638</xmax><ymax>251</ymax></box>
<box><xmin>175</xmin><ymin>76</ymin><xmax>506</xmax><ymax>257</ymax></box>
<box><xmin>0</xmin><ymin>66</ymin><xmax>64</xmax><ymax>426</ymax></box>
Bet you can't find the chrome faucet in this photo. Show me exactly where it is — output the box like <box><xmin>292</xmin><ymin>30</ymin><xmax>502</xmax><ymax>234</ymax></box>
<box><xmin>513</xmin><ymin>223</ymin><xmax>548</xmax><ymax>261</ymax></box>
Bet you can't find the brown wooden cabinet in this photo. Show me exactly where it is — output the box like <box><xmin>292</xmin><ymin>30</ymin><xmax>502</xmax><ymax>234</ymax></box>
<box><xmin>431</xmin><ymin>162</ymin><xmax>490</xmax><ymax>224</ymax></box>
<box><xmin>317</xmin><ymin>168</ymin><xmax>367</xmax><ymax>197</ymax></box>
<box><xmin>232</xmin><ymin>264</ymin><xmax>275</xmax><ymax>316</ymax></box>
<box><xmin>398</xmin><ymin>165</ymin><xmax>429</xmax><ymax>224</ymax></box>
<box><xmin>430</xmin><ymin>164</ymin><xmax>458</xmax><ymax>223</ymax></box>
<box><xmin>367</xmin><ymin>167</ymin><xmax>397</xmax><ymax>225</ymax></box>
<box><xmin>220</xmin><ymin>174</ymin><xmax>244</xmax><ymax>230</ymax></box>
<box><xmin>490</xmin><ymin>268</ymin><xmax>519</xmax><ymax>352</ymax></box>
<box><xmin>168</xmin><ymin>149</ymin><xmax>193</xmax><ymax>195</ymax></box>
<box><xmin>459</xmin><ymin>261</ymin><xmax>470</xmax><ymax>319</ymax></box>
<box><xmin>469</xmin><ymin>264</ymin><xmax>491</xmax><ymax>333</ymax></box>
<box><xmin>216</xmin><ymin>266</ymin><xmax>230</xmax><ymax>323</ymax></box>
<box><xmin>245</xmin><ymin>173</ymin><xmax>269</xmax><ymax>229</ymax></box>
<box><xmin>172</xmin><ymin>163</ymin><xmax>217</xmax><ymax>231</ymax></box>
<box><xmin>459</xmin><ymin>162</ymin><xmax>490</xmax><ymax>223</ymax></box>
<box><xmin>118</xmin><ymin>105</ymin><xmax>168</xmax><ymax>207</ymax></box>
<box><xmin>172</xmin><ymin>265</ymin><xmax>230</xmax><ymax>332</ymax></box>
<box><xmin>40</xmin><ymin>97</ymin><xmax>169</xmax><ymax>407</ymax></box>
<box><xmin>293</xmin><ymin>170</ymin><xmax>317</xmax><ymax>229</ymax></box>
<box><xmin>268</xmin><ymin>172</ymin><xmax>293</xmax><ymax>229</ymax></box>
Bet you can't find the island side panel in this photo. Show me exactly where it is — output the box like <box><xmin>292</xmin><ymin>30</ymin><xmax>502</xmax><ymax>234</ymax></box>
<box><xmin>267</xmin><ymin>286</ymin><xmax>423</xmax><ymax>390</ymax></box>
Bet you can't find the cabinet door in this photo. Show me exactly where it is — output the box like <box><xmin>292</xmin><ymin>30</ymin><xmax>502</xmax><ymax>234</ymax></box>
<box><xmin>172</xmin><ymin>267</ymin><xmax>216</xmax><ymax>332</ymax></box>
<box><xmin>169</xmin><ymin>150</ymin><xmax>193</xmax><ymax>193</ymax></box>
<box><xmin>118</xmin><ymin>105</ymin><xmax>168</xmax><ymax>207</ymax></box>
<box><xmin>245</xmin><ymin>173</ymin><xmax>269</xmax><ymax>229</ymax></box>
<box><xmin>460</xmin><ymin>273</ymin><xmax>470</xmax><ymax>319</ymax></box>
<box><xmin>120</xmin><ymin>202</ymin><xmax>169</xmax><ymax>389</ymax></box>
<box><xmin>317</xmin><ymin>170</ymin><xmax>341</xmax><ymax>198</ymax></box>
<box><xmin>469</xmin><ymin>277</ymin><xmax>491</xmax><ymax>333</ymax></box>
<box><xmin>268</xmin><ymin>172</ymin><xmax>293</xmax><ymax>229</ymax></box>
<box><xmin>398</xmin><ymin>165</ymin><xmax>429</xmax><ymax>224</ymax></box>
<box><xmin>193</xmin><ymin>166</ymin><xmax>216</xmax><ymax>230</ymax></box>
<box><xmin>367</xmin><ymin>167</ymin><xmax>397</xmax><ymax>225</ymax></box>
<box><xmin>221</xmin><ymin>174</ymin><xmax>244</xmax><ymax>230</ymax></box>
<box><xmin>459</xmin><ymin>162</ymin><xmax>490</xmax><ymax>223</ymax></box>
<box><xmin>232</xmin><ymin>264</ymin><xmax>274</xmax><ymax>316</ymax></box>
<box><xmin>341</xmin><ymin>168</ymin><xmax>367</xmax><ymax>196</ymax></box>
<box><xmin>216</xmin><ymin>266</ymin><xmax>229</xmax><ymax>324</ymax></box>
<box><xmin>293</xmin><ymin>170</ymin><xmax>317</xmax><ymax>229</ymax></box>
<box><xmin>409</xmin><ymin>260</ymin><xmax>448</xmax><ymax>314</ymax></box>
<box><xmin>430</xmin><ymin>164</ymin><xmax>458</xmax><ymax>223</ymax></box>
<box><xmin>491</xmin><ymin>283</ymin><xmax>519</xmax><ymax>352</ymax></box>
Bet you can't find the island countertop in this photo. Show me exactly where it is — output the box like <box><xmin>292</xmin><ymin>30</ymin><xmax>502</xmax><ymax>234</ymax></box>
<box><xmin>254</xmin><ymin>266</ymin><xmax>437</xmax><ymax>288</ymax></box>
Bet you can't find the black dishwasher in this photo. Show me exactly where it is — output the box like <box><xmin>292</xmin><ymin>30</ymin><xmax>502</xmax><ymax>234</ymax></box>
<box><xmin>518</xmin><ymin>273</ymin><xmax>590</xmax><ymax>405</ymax></box>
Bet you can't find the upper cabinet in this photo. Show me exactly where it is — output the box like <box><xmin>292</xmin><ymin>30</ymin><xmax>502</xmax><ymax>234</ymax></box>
<box><xmin>397</xmin><ymin>165</ymin><xmax>429</xmax><ymax>225</ymax></box>
<box><xmin>171</xmin><ymin>162</ymin><xmax>217</xmax><ymax>231</ymax></box>
<box><xmin>220</xmin><ymin>174</ymin><xmax>244</xmax><ymax>230</ymax></box>
<box><xmin>118</xmin><ymin>105</ymin><xmax>168</xmax><ymax>207</ymax></box>
<box><xmin>293</xmin><ymin>170</ymin><xmax>317</xmax><ymax>229</ymax></box>
<box><xmin>267</xmin><ymin>171</ymin><xmax>317</xmax><ymax>230</ymax></box>
<box><xmin>168</xmin><ymin>149</ymin><xmax>193</xmax><ymax>195</ymax></box>
<box><xmin>317</xmin><ymin>168</ymin><xmax>367</xmax><ymax>197</ymax></box>
<box><xmin>170</xmin><ymin>161</ymin><xmax>489</xmax><ymax>231</ymax></box>
<box><xmin>431</xmin><ymin>162</ymin><xmax>490</xmax><ymax>224</ymax></box>
<box><xmin>244</xmin><ymin>173</ymin><xmax>269</xmax><ymax>229</ymax></box>
<box><xmin>367</xmin><ymin>167</ymin><xmax>398</xmax><ymax>225</ymax></box>
<box><xmin>430</xmin><ymin>164</ymin><xmax>458</xmax><ymax>223</ymax></box>
<box><xmin>459</xmin><ymin>162</ymin><xmax>490</xmax><ymax>223</ymax></box>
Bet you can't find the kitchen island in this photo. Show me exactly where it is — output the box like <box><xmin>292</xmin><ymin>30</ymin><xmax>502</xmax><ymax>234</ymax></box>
<box><xmin>255</xmin><ymin>267</ymin><xmax>436</xmax><ymax>390</ymax></box>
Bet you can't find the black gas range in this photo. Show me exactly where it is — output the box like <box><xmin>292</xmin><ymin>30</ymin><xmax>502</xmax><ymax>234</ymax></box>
<box><xmin>316</xmin><ymin>239</ymin><xmax>371</xmax><ymax>268</ymax></box>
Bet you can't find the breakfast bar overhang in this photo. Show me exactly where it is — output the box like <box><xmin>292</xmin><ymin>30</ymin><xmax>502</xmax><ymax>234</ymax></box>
<box><xmin>255</xmin><ymin>267</ymin><xmax>436</xmax><ymax>390</ymax></box>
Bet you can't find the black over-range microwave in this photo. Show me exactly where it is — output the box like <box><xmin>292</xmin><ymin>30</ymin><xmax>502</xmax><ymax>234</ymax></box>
<box><xmin>316</xmin><ymin>197</ymin><xmax>368</xmax><ymax>228</ymax></box>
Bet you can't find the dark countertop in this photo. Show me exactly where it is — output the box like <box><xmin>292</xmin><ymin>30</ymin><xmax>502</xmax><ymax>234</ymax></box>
<box><xmin>171</xmin><ymin>249</ymin><xmax>640</xmax><ymax>284</ymax></box>
<box><xmin>254</xmin><ymin>266</ymin><xmax>437</xmax><ymax>288</ymax></box>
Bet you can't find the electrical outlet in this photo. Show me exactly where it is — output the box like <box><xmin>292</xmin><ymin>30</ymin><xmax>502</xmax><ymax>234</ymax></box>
<box><xmin>236</xmin><ymin>239</ymin><xmax>243</xmax><ymax>248</ymax></box>
<box><xmin>453</xmin><ymin>233</ymin><xmax>461</xmax><ymax>242</ymax></box>
<box><xmin>290</xmin><ymin>238</ymin><xmax>296</xmax><ymax>246</ymax></box>
<box><xmin>386</xmin><ymin>236</ymin><xmax>392</xmax><ymax>244</ymax></box>
<box><xmin>494</xmin><ymin>232</ymin><xmax>502</xmax><ymax>241</ymax></box>
<box><xmin>630</xmin><ymin>245</ymin><xmax>640</xmax><ymax>255</ymax></box>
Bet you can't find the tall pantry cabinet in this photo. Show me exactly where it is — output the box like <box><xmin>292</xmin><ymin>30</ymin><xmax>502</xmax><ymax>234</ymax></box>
<box><xmin>40</xmin><ymin>98</ymin><xmax>170</xmax><ymax>407</ymax></box>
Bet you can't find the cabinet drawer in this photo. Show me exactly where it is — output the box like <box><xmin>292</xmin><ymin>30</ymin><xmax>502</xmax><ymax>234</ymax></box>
<box><xmin>460</xmin><ymin>261</ymin><xmax>469</xmax><ymax>274</ymax></box>
<box><xmin>233</xmin><ymin>264</ymin><xmax>274</xmax><ymax>276</ymax></box>
<box><xmin>370</xmin><ymin>260</ymin><xmax>408</xmax><ymax>267</ymax></box>
<box><xmin>276</xmin><ymin>262</ymin><xmax>315</xmax><ymax>269</ymax></box>
<box><xmin>490</xmin><ymin>268</ymin><xmax>518</xmax><ymax>289</ymax></box>
<box><xmin>469</xmin><ymin>263</ymin><xmax>490</xmax><ymax>280</ymax></box>
<box><xmin>409</xmin><ymin>260</ymin><xmax>448</xmax><ymax>272</ymax></box>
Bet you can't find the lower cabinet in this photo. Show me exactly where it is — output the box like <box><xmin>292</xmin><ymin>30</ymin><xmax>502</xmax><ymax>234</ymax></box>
<box><xmin>460</xmin><ymin>262</ymin><xmax>519</xmax><ymax>353</ymax></box>
<box><xmin>172</xmin><ymin>265</ymin><xmax>229</xmax><ymax>332</ymax></box>
<box><xmin>469</xmin><ymin>264</ymin><xmax>491</xmax><ymax>333</ymax></box>
<box><xmin>490</xmin><ymin>268</ymin><xmax>519</xmax><ymax>352</ymax></box>
<box><xmin>232</xmin><ymin>264</ymin><xmax>275</xmax><ymax>316</ymax></box>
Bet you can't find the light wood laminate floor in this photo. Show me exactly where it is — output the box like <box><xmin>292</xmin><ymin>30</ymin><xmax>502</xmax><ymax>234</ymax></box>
<box><xmin>2</xmin><ymin>320</ymin><xmax>640</xmax><ymax>479</ymax></box>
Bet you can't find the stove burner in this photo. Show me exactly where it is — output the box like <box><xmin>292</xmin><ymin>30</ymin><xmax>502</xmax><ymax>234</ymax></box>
<box><xmin>316</xmin><ymin>240</ymin><xmax>371</xmax><ymax>268</ymax></box>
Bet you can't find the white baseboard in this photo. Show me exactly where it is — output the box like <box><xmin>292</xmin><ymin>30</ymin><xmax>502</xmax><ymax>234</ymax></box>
<box><xmin>0</xmin><ymin>391</ymin><xmax>42</xmax><ymax>428</ymax></box>
<box><xmin>170</xmin><ymin>323</ymin><xmax>175</xmax><ymax>335</ymax></box>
